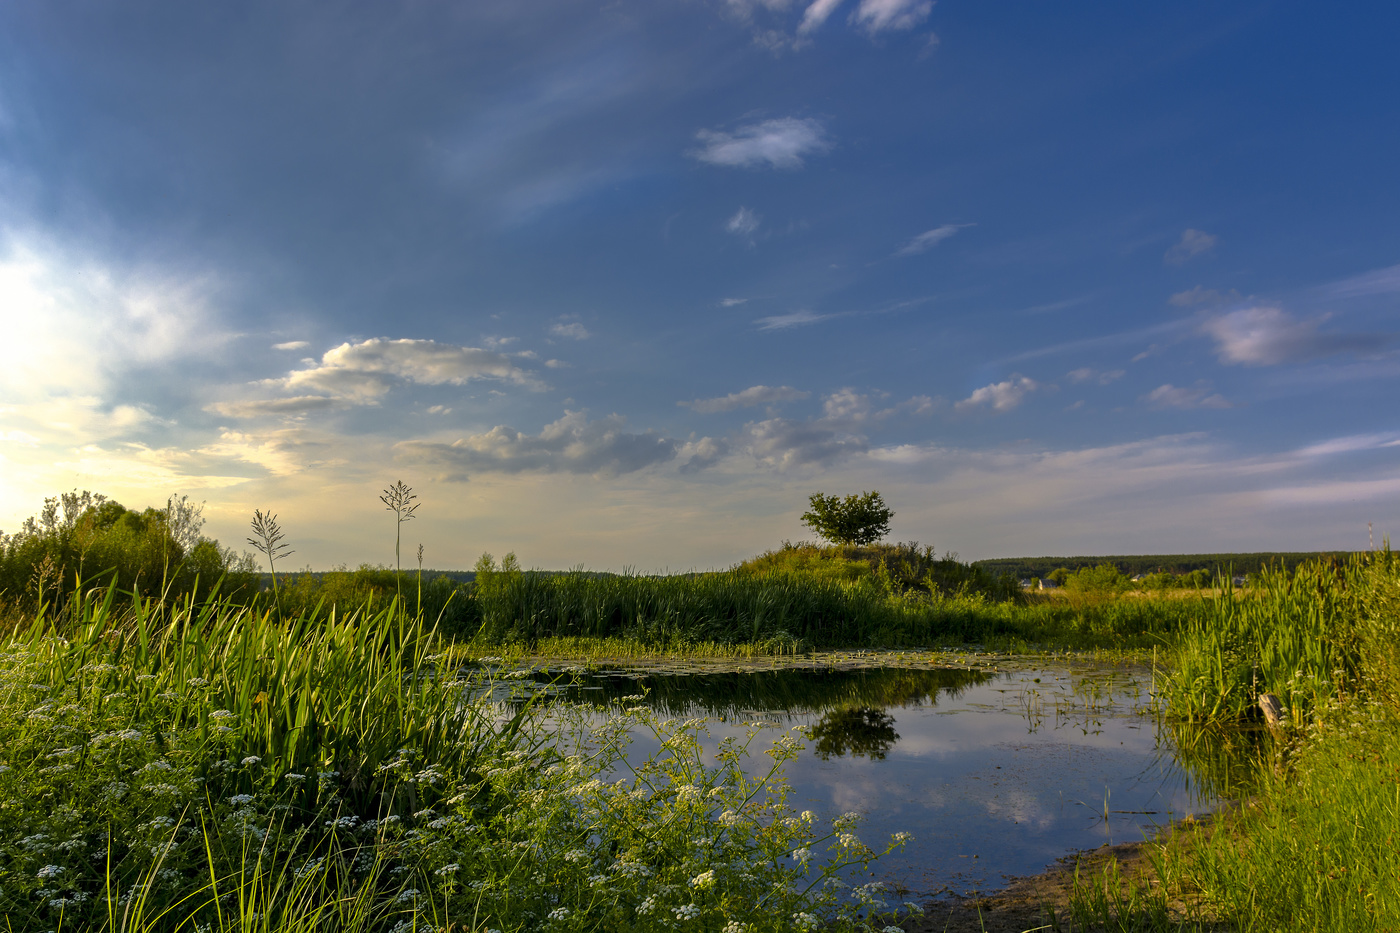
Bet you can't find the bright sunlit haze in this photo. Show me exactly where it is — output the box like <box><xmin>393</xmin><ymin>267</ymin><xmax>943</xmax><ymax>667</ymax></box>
<box><xmin>1</xmin><ymin>2</ymin><xmax>1396</xmax><ymax>571</ymax></box>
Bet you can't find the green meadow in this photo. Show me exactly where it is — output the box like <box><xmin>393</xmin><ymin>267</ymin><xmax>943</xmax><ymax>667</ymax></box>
<box><xmin>1</xmin><ymin>490</ymin><xmax>1398</xmax><ymax>931</ymax></box>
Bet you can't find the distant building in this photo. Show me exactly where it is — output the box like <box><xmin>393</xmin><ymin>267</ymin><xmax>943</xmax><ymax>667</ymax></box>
<box><xmin>1038</xmin><ymin>579</ymin><xmax>1059</xmax><ymax>590</ymax></box>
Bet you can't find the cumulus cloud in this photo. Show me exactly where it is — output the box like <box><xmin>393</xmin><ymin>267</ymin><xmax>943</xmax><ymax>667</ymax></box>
<box><xmin>738</xmin><ymin>417</ymin><xmax>868</xmax><ymax>469</ymax></box>
<box><xmin>726</xmin><ymin>206</ymin><xmax>762</xmax><ymax>239</ymax></box>
<box><xmin>754</xmin><ymin>309</ymin><xmax>835</xmax><ymax>330</ymax></box>
<box><xmin>1143</xmin><ymin>383</ymin><xmax>1231</xmax><ymax>410</ymax></box>
<box><xmin>396</xmin><ymin>411</ymin><xmax>677</xmax><ymax>480</ymax></box>
<box><xmin>680</xmin><ymin>385</ymin><xmax>810</xmax><ymax>413</ymax></box>
<box><xmin>207</xmin><ymin>396</ymin><xmax>347</xmax><ymax>418</ymax></box>
<box><xmin>549</xmin><ymin>322</ymin><xmax>591</xmax><ymax>340</ymax></box>
<box><xmin>678</xmin><ymin>436</ymin><xmax>730</xmax><ymax>473</ymax></box>
<box><xmin>692</xmin><ymin>118</ymin><xmax>828</xmax><ymax>170</ymax></box>
<box><xmin>273</xmin><ymin>340</ymin><xmax>310</xmax><ymax>351</ymax></box>
<box><xmin>895</xmin><ymin>223</ymin><xmax>972</xmax><ymax>257</ymax></box>
<box><xmin>1164</xmin><ymin>228</ymin><xmax>1218</xmax><ymax>265</ymax></box>
<box><xmin>955</xmin><ymin>376</ymin><xmax>1039</xmax><ymax>412</ymax></box>
<box><xmin>1201</xmin><ymin>307</ymin><xmax>1377</xmax><ymax>366</ymax></box>
<box><xmin>279</xmin><ymin>338</ymin><xmax>539</xmax><ymax>402</ymax></box>
<box><xmin>851</xmin><ymin>0</ymin><xmax>933</xmax><ymax>34</ymax></box>
<box><xmin>1066</xmin><ymin>368</ymin><xmax>1125</xmax><ymax>385</ymax></box>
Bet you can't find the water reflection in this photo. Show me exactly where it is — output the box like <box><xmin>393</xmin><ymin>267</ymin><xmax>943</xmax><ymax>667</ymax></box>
<box><xmin>501</xmin><ymin>663</ymin><xmax>1245</xmax><ymax>897</ymax></box>
<box><xmin>528</xmin><ymin>666</ymin><xmax>995</xmax><ymax>730</ymax></box>
<box><xmin>810</xmin><ymin>707</ymin><xmax>899</xmax><ymax>760</ymax></box>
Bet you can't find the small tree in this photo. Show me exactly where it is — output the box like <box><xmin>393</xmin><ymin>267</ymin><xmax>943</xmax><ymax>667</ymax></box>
<box><xmin>800</xmin><ymin>491</ymin><xmax>894</xmax><ymax>547</ymax></box>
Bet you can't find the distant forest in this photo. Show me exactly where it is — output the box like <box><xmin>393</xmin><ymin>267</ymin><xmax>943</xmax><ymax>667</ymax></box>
<box><xmin>973</xmin><ymin>552</ymin><xmax>1351</xmax><ymax>580</ymax></box>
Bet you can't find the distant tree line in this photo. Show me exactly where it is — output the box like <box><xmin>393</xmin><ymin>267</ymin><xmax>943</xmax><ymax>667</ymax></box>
<box><xmin>976</xmin><ymin>552</ymin><xmax>1347</xmax><ymax>581</ymax></box>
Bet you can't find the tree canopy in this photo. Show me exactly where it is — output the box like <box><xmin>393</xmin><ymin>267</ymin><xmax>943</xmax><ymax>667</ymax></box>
<box><xmin>799</xmin><ymin>491</ymin><xmax>894</xmax><ymax>547</ymax></box>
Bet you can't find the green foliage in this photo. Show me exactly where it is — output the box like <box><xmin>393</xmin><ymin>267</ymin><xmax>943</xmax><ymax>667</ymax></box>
<box><xmin>799</xmin><ymin>491</ymin><xmax>893</xmax><ymax>547</ymax></box>
<box><xmin>1062</xmin><ymin>562</ymin><xmax>1130</xmax><ymax>594</ymax></box>
<box><xmin>0</xmin><ymin>490</ymin><xmax>256</xmax><ymax>610</ymax></box>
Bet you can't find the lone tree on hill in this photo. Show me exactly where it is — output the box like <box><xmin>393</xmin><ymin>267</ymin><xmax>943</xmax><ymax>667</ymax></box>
<box><xmin>800</xmin><ymin>491</ymin><xmax>894</xmax><ymax>547</ymax></box>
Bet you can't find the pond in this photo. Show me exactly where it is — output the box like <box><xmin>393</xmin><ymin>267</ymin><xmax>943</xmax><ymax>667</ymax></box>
<box><xmin>494</xmin><ymin>657</ymin><xmax>1236</xmax><ymax>898</ymax></box>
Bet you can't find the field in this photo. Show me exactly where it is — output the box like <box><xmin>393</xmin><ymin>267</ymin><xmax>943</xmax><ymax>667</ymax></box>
<box><xmin>2</xmin><ymin>495</ymin><xmax>1398</xmax><ymax>931</ymax></box>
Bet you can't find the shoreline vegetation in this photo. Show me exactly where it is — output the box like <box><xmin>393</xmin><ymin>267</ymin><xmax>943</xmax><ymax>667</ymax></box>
<box><xmin>1</xmin><ymin>490</ymin><xmax>1397</xmax><ymax>930</ymax></box>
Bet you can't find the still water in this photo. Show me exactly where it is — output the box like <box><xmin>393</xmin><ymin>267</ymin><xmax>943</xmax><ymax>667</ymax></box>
<box><xmin>512</xmin><ymin>661</ymin><xmax>1221</xmax><ymax>898</ymax></box>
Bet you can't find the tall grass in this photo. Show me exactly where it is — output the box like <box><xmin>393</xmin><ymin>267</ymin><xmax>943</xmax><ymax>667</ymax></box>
<box><xmin>1161</xmin><ymin>549</ymin><xmax>1399</xmax><ymax>723</ymax></box>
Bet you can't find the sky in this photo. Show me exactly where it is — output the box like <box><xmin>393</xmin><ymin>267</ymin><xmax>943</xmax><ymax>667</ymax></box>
<box><xmin>0</xmin><ymin>0</ymin><xmax>1397</xmax><ymax>571</ymax></box>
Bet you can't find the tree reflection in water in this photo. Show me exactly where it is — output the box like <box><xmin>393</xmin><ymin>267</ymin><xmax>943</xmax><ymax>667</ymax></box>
<box><xmin>809</xmin><ymin>707</ymin><xmax>899</xmax><ymax>760</ymax></box>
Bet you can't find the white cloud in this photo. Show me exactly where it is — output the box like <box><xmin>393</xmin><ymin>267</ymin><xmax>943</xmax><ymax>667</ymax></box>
<box><xmin>681</xmin><ymin>385</ymin><xmax>810</xmax><ymax>413</ymax></box>
<box><xmin>726</xmin><ymin>206</ymin><xmax>762</xmax><ymax>238</ymax></box>
<box><xmin>1066</xmin><ymin>368</ymin><xmax>1124</xmax><ymax>385</ymax></box>
<box><xmin>692</xmin><ymin>118</ymin><xmax>829</xmax><ymax>170</ymax></box>
<box><xmin>0</xmin><ymin>429</ymin><xmax>39</xmax><ymax>447</ymax></box>
<box><xmin>1201</xmin><ymin>306</ymin><xmax>1376</xmax><ymax>366</ymax></box>
<box><xmin>1164</xmin><ymin>228</ymin><xmax>1218</xmax><ymax>265</ymax></box>
<box><xmin>895</xmin><ymin>223</ymin><xmax>972</xmax><ymax>257</ymax></box>
<box><xmin>544</xmin><ymin>359</ymin><xmax>570</xmax><ymax>368</ymax></box>
<box><xmin>279</xmin><ymin>338</ymin><xmax>539</xmax><ymax>402</ymax></box>
<box><xmin>396</xmin><ymin>411</ymin><xmax>678</xmax><ymax>479</ymax></box>
<box><xmin>798</xmin><ymin>0</ymin><xmax>845</xmax><ymax>33</ymax></box>
<box><xmin>550</xmin><ymin>322</ymin><xmax>591</xmax><ymax>340</ymax></box>
<box><xmin>720</xmin><ymin>297</ymin><xmax>749</xmax><ymax>307</ymax></box>
<box><xmin>955</xmin><ymin>376</ymin><xmax>1039</xmax><ymax>412</ymax></box>
<box><xmin>754</xmin><ymin>310</ymin><xmax>835</xmax><ymax>330</ymax></box>
<box><xmin>1142</xmin><ymin>383</ymin><xmax>1231</xmax><ymax>410</ymax></box>
<box><xmin>851</xmin><ymin>0</ymin><xmax>933</xmax><ymax>34</ymax></box>
<box><xmin>0</xmin><ymin>238</ymin><xmax>222</xmax><ymax>402</ymax></box>
<box><xmin>273</xmin><ymin>340</ymin><xmax>310</xmax><ymax>351</ymax></box>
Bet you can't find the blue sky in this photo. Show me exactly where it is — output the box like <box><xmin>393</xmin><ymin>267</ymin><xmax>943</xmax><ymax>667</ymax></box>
<box><xmin>1</xmin><ymin>1</ymin><xmax>1397</xmax><ymax>570</ymax></box>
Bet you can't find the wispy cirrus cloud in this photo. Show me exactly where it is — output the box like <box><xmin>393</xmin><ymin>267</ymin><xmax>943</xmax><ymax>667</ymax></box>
<box><xmin>851</xmin><ymin>0</ymin><xmax>933</xmax><ymax>34</ymax></box>
<box><xmin>1201</xmin><ymin>307</ymin><xmax>1380</xmax><ymax>366</ymax></box>
<box><xmin>895</xmin><ymin>223</ymin><xmax>973</xmax><ymax>257</ymax></box>
<box><xmin>1293</xmin><ymin>432</ymin><xmax>1400</xmax><ymax>458</ymax></box>
<box><xmin>726</xmin><ymin>206</ymin><xmax>762</xmax><ymax>240</ymax></box>
<box><xmin>692</xmin><ymin>117</ymin><xmax>829</xmax><ymax>170</ymax></box>
<box><xmin>1164</xmin><ymin>228</ymin><xmax>1217</xmax><ymax>265</ymax></box>
<box><xmin>272</xmin><ymin>340</ymin><xmax>310</xmax><ymax>351</ymax></box>
<box><xmin>1322</xmin><ymin>262</ymin><xmax>1400</xmax><ymax>299</ymax></box>
<box><xmin>955</xmin><ymin>376</ymin><xmax>1039</xmax><ymax>412</ymax></box>
<box><xmin>1143</xmin><ymin>383</ymin><xmax>1231</xmax><ymax>410</ymax></box>
<box><xmin>680</xmin><ymin>385</ymin><xmax>810</xmax><ymax>413</ymax></box>
<box><xmin>754</xmin><ymin>309</ymin><xmax>836</xmax><ymax>330</ymax></box>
